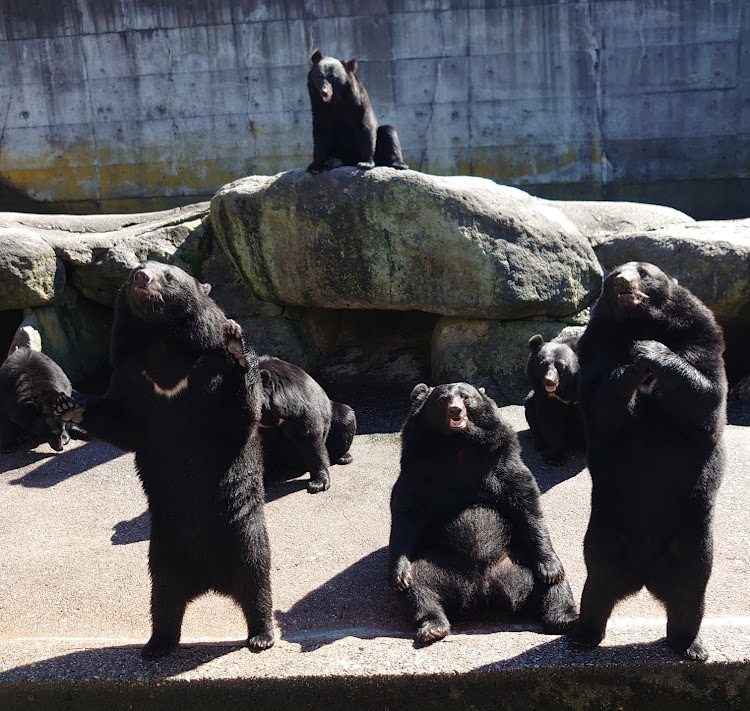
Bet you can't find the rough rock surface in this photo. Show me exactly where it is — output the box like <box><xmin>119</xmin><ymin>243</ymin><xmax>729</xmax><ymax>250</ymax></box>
<box><xmin>0</xmin><ymin>204</ymin><xmax>210</xmax><ymax>306</ymax></box>
<box><xmin>432</xmin><ymin>320</ymin><xmax>586</xmax><ymax>404</ymax></box>
<box><xmin>211</xmin><ymin>169</ymin><xmax>603</xmax><ymax>319</ymax></box>
<box><xmin>0</xmin><ymin>228</ymin><xmax>63</xmax><ymax>309</ymax></box>
<box><xmin>548</xmin><ymin>199</ymin><xmax>695</xmax><ymax>246</ymax></box>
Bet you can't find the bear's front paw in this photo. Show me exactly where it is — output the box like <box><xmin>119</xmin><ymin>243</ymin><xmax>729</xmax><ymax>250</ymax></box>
<box><xmin>53</xmin><ymin>393</ymin><xmax>86</xmax><ymax>424</ymax></box>
<box><xmin>224</xmin><ymin>319</ymin><xmax>248</xmax><ymax>369</ymax></box>
<box><xmin>306</xmin><ymin>161</ymin><xmax>328</xmax><ymax>174</ymax></box>
<box><xmin>246</xmin><ymin>630</ymin><xmax>275</xmax><ymax>652</ymax></box>
<box><xmin>632</xmin><ymin>339</ymin><xmax>671</xmax><ymax>365</ymax></box>
<box><xmin>390</xmin><ymin>558</ymin><xmax>413</xmax><ymax>591</ymax></box>
<box><xmin>357</xmin><ymin>160</ymin><xmax>375</xmax><ymax>170</ymax></box>
<box><xmin>534</xmin><ymin>555</ymin><xmax>565</xmax><ymax>584</ymax></box>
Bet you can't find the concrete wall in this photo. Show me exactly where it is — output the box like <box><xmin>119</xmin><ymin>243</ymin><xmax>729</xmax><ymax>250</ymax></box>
<box><xmin>0</xmin><ymin>0</ymin><xmax>747</xmax><ymax>217</ymax></box>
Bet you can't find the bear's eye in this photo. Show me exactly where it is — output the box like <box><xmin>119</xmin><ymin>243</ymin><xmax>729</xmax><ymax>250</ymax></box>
<box><xmin>164</xmin><ymin>272</ymin><xmax>174</xmax><ymax>283</ymax></box>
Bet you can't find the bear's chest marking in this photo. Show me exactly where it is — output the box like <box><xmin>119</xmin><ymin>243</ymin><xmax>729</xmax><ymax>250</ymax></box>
<box><xmin>142</xmin><ymin>370</ymin><xmax>189</xmax><ymax>398</ymax></box>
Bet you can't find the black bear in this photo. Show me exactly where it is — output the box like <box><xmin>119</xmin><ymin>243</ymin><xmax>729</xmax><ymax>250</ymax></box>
<box><xmin>258</xmin><ymin>355</ymin><xmax>356</xmax><ymax>494</ymax></box>
<box><xmin>389</xmin><ymin>382</ymin><xmax>578</xmax><ymax>645</ymax></box>
<box><xmin>0</xmin><ymin>347</ymin><xmax>76</xmax><ymax>453</ymax></box>
<box><xmin>524</xmin><ymin>333</ymin><xmax>586</xmax><ymax>465</ymax></box>
<box><xmin>55</xmin><ymin>261</ymin><xmax>274</xmax><ymax>659</ymax></box>
<box><xmin>306</xmin><ymin>48</ymin><xmax>408</xmax><ymax>174</ymax></box>
<box><xmin>568</xmin><ymin>262</ymin><xmax>727</xmax><ymax>661</ymax></box>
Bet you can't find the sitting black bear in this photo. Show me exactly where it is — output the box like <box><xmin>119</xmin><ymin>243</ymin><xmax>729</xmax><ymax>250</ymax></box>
<box><xmin>306</xmin><ymin>48</ymin><xmax>408</xmax><ymax>173</ymax></box>
<box><xmin>524</xmin><ymin>333</ymin><xmax>585</xmax><ymax>465</ymax></box>
<box><xmin>568</xmin><ymin>262</ymin><xmax>727</xmax><ymax>661</ymax></box>
<box><xmin>55</xmin><ymin>261</ymin><xmax>274</xmax><ymax>659</ymax></box>
<box><xmin>0</xmin><ymin>347</ymin><xmax>78</xmax><ymax>452</ymax></box>
<box><xmin>389</xmin><ymin>382</ymin><xmax>578</xmax><ymax>645</ymax></box>
<box><xmin>258</xmin><ymin>355</ymin><xmax>356</xmax><ymax>494</ymax></box>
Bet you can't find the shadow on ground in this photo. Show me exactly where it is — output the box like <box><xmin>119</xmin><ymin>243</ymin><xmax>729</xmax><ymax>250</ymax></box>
<box><xmin>5</xmin><ymin>441</ymin><xmax>123</xmax><ymax>487</ymax></box>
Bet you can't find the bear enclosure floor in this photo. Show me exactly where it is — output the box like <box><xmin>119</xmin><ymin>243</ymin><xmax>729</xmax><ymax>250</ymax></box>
<box><xmin>0</xmin><ymin>404</ymin><xmax>748</xmax><ymax>705</ymax></box>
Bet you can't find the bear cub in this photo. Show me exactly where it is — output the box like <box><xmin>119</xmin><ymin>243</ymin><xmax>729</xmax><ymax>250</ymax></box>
<box><xmin>524</xmin><ymin>333</ymin><xmax>585</xmax><ymax>465</ymax></box>
<box><xmin>389</xmin><ymin>382</ymin><xmax>578</xmax><ymax>645</ymax></box>
<box><xmin>55</xmin><ymin>261</ymin><xmax>274</xmax><ymax>659</ymax></box>
<box><xmin>306</xmin><ymin>48</ymin><xmax>408</xmax><ymax>174</ymax></box>
<box><xmin>568</xmin><ymin>262</ymin><xmax>727</xmax><ymax>661</ymax></box>
<box><xmin>0</xmin><ymin>347</ymin><xmax>78</xmax><ymax>453</ymax></box>
<box><xmin>258</xmin><ymin>355</ymin><xmax>356</xmax><ymax>493</ymax></box>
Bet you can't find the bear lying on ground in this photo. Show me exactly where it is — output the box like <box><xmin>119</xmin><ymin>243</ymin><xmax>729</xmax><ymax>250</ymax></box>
<box><xmin>388</xmin><ymin>382</ymin><xmax>578</xmax><ymax>645</ymax></box>
<box><xmin>306</xmin><ymin>48</ymin><xmax>408</xmax><ymax>174</ymax></box>
<box><xmin>568</xmin><ymin>262</ymin><xmax>727</xmax><ymax>661</ymax></box>
<box><xmin>524</xmin><ymin>333</ymin><xmax>585</xmax><ymax>465</ymax></box>
<box><xmin>258</xmin><ymin>355</ymin><xmax>356</xmax><ymax>493</ymax></box>
<box><xmin>0</xmin><ymin>347</ymin><xmax>78</xmax><ymax>453</ymax></box>
<box><xmin>55</xmin><ymin>261</ymin><xmax>274</xmax><ymax>659</ymax></box>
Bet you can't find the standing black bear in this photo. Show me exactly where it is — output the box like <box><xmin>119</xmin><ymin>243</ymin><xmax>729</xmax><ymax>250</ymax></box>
<box><xmin>258</xmin><ymin>355</ymin><xmax>356</xmax><ymax>493</ymax></box>
<box><xmin>568</xmin><ymin>262</ymin><xmax>726</xmax><ymax>661</ymax></box>
<box><xmin>55</xmin><ymin>261</ymin><xmax>274</xmax><ymax>659</ymax></box>
<box><xmin>306</xmin><ymin>48</ymin><xmax>408</xmax><ymax>174</ymax></box>
<box><xmin>524</xmin><ymin>333</ymin><xmax>585</xmax><ymax>465</ymax></box>
<box><xmin>389</xmin><ymin>382</ymin><xmax>578</xmax><ymax>645</ymax></box>
<box><xmin>0</xmin><ymin>347</ymin><xmax>76</xmax><ymax>453</ymax></box>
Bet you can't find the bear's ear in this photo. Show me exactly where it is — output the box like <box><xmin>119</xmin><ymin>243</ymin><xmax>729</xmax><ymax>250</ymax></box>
<box><xmin>345</xmin><ymin>57</ymin><xmax>358</xmax><ymax>74</ymax></box>
<box><xmin>410</xmin><ymin>383</ymin><xmax>432</xmax><ymax>404</ymax></box>
<box><xmin>260</xmin><ymin>369</ymin><xmax>271</xmax><ymax>388</ymax></box>
<box><xmin>311</xmin><ymin>48</ymin><xmax>323</xmax><ymax>65</ymax></box>
<box><xmin>199</xmin><ymin>282</ymin><xmax>212</xmax><ymax>296</ymax></box>
<box><xmin>528</xmin><ymin>334</ymin><xmax>544</xmax><ymax>352</ymax></box>
<box><xmin>478</xmin><ymin>387</ymin><xmax>486</xmax><ymax>395</ymax></box>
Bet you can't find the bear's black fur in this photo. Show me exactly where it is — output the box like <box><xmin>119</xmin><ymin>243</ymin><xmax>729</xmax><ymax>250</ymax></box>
<box><xmin>389</xmin><ymin>382</ymin><xmax>578</xmax><ymax>645</ymax></box>
<box><xmin>0</xmin><ymin>347</ymin><xmax>77</xmax><ymax>453</ymax></box>
<box><xmin>258</xmin><ymin>355</ymin><xmax>356</xmax><ymax>494</ymax></box>
<box><xmin>55</xmin><ymin>261</ymin><xmax>274</xmax><ymax>659</ymax></box>
<box><xmin>306</xmin><ymin>48</ymin><xmax>408</xmax><ymax>174</ymax></box>
<box><xmin>524</xmin><ymin>333</ymin><xmax>585</xmax><ymax>465</ymax></box>
<box><xmin>568</xmin><ymin>262</ymin><xmax>727</xmax><ymax>661</ymax></box>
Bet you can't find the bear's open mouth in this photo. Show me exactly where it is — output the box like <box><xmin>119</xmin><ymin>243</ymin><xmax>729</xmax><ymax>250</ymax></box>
<box><xmin>545</xmin><ymin>384</ymin><xmax>557</xmax><ymax>393</ymax></box>
<box><xmin>614</xmin><ymin>282</ymin><xmax>648</xmax><ymax>307</ymax></box>
<box><xmin>448</xmin><ymin>415</ymin><xmax>467</xmax><ymax>431</ymax></box>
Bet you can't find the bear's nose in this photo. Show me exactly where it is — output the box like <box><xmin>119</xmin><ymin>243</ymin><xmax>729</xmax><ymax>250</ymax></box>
<box><xmin>448</xmin><ymin>405</ymin><xmax>463</xmax><ymax>419</ymax></box>
<box><xmin>133</xmin><ymin>269</ymin><xmax>151</xmax><ymax>288</ymax></box>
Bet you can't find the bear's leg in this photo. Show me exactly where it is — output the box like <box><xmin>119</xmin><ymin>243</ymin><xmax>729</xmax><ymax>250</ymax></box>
<box><xmin>535</xmin><ymin>578</ymin><xmax>579</xmax><ymax>634</ymax></box>
<box><xmin>649</xmin><ymin>533</ymin><xmax>712</xmax><ymax>661</ymax></box>
<box><xmin>568</xmin><ymin>523</ymin><xmax>642</xmax><ymax>649</ymax></box>
<box><xmin>374</xmin><ymin>125</ymin><xmax>408</xmax><ymax>169</ymax></box>
<box><xmin>293</xmin><ymin>435</ymin><xmax>332</xmax><ymax>493</ymax></box>
<box><xmin>403</xmin><ymin>559</ymin><xmax>457</xmax><ymax>645</ymax></box>
<box><xmin>326</xmin><ymin>403</ymin><xmax>356</xmax><ymax>465</ymax></box>
<box><xmin>0</xmin><ymin>417</ymin><xmax>23</xmax><ymax>452</ymax></box>
<box><xmin>233</xmin><ymin>520</ymin><xmax>275</xmax><ymax>651</ymax></box>
<box><xmin>142</xmin><ymin>571</ymin><xmax>190</xmax><ymax>660</ymax></box>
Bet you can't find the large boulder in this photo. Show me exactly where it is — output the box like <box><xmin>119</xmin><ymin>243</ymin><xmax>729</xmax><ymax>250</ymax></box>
<box><xmin>0</xmin><ymin>204</ymin><xmax>211</xmax><ymax>307</ymax></box>
<box><xmin>548</xmin><ymin>199</ymin><xmax>695</xmax><ymax>246</ymax></box>
<box><xmin>432</xmin><ymin>319</ymin><xmax>586</xmax><ymax>405</ymax></box>
<box><xmin>211</xmin><ymin>169</ymin><xmax>603</xmax><ymax>319</ymax></box>
<box><xmin>0</xmin><ymin>228</ymin><xmax>64</xmax><ymax>309</ymax></box>
<box><xmin>593</xmin><ymin>218</ymin><xmax>750</xmax><ymax>324</ymax></box>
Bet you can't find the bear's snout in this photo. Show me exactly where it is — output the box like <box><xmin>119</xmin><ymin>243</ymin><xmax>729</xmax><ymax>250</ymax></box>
<box><xmin>543</xmin><ymin>367</ymin><xmax>559</xmax><ymax>392</ymax></box>
<box><xmin>446</xmin><ymin>398</ymin><xmax>468</xmax><ymax>431</ymax></box>
<box><xmin>133</xmin><ymin>268</ymin><xmax>152</xmax><ymax>289</ymax></box>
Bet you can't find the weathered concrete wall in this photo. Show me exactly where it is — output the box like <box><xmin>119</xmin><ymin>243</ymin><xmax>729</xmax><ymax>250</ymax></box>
<box><xmin>0</xmin><ymin>1</ymin><xmax>748</xmax><ymax>216</ymax></box>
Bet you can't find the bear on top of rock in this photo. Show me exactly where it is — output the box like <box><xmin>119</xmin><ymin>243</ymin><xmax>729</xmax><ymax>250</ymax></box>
<box><xmin>524</xmin><ymin>333</ymin><xmax>585</xmax><ymax>465</ymax></box>
<box><xmin>568</xmin><ymin>262</ymin><xmax>727</xmax><ymax>661</ymax></box>
<box><xmin>389</xmin><ymin>382</ymin><xmax>578</xmax><ymax>645</ymax></box>
<box><xmin>0</xmin><ymin>347</ymin><xmax>77</xmax><ymax>453</ymax></box>
<box><xmin>257</xmin><ymin>355</ymin><xmax>356</xmax><ymax>494</ymax></box>
<box><xmin>55</xmin><ymin>261</ymin><xmax>274</xmax><ymax>660</ymax></box>
<box><xmin>306</xmin><ymin>48</ymin><xmax>408</xmax><ymax>174</ymax></box>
